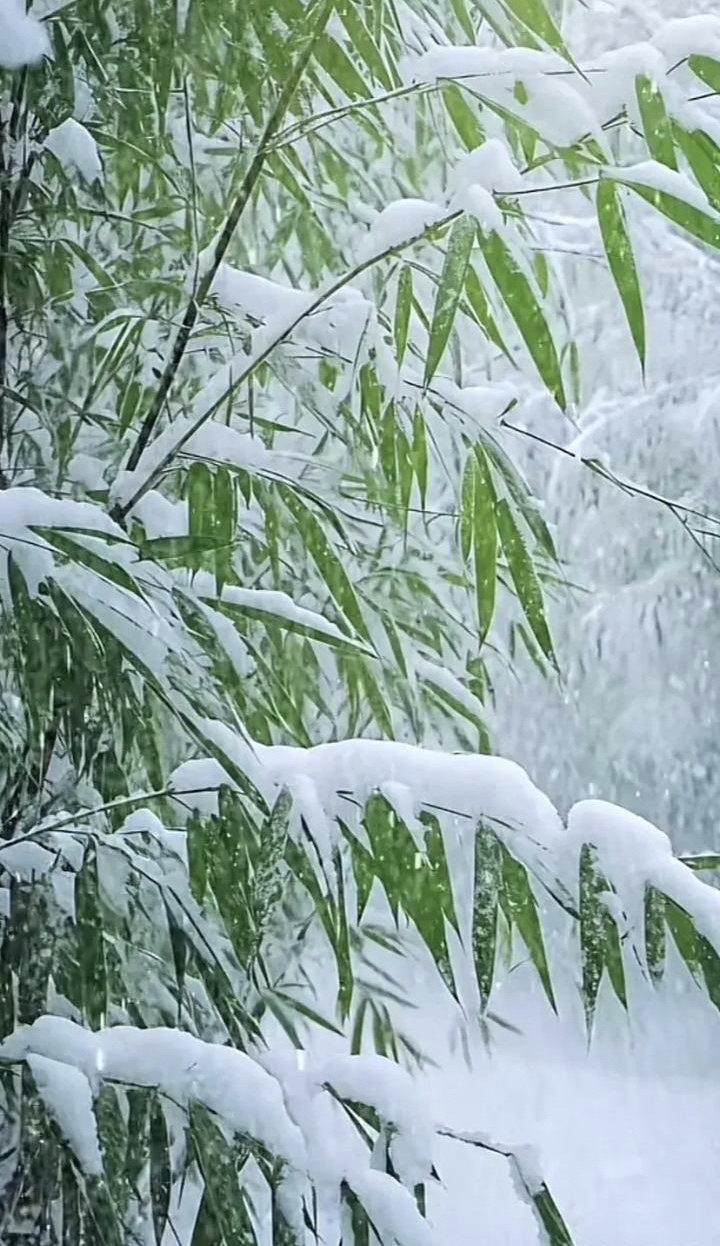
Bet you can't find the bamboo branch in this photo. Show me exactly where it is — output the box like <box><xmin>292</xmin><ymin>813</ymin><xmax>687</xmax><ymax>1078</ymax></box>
<box><xmin>116</xmin><ymin>0</ymin><xmax>337</xmax><ymax>497</ymax></box>
<box><xmin>115</xmin><ymin>207</ymin><xmax>463</xmax><ymax>518</ymax></box>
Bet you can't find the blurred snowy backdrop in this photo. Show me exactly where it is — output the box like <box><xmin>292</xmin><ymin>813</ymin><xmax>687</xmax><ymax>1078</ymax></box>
<box><xmin>495</xmin><ymin>0</ymin><xmax>720</xmax><ymax>852</ymax></box>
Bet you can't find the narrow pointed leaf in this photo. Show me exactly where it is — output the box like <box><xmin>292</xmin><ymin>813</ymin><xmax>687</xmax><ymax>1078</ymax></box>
<box><xmin>478</xmin><ymin>228</ymin><xmax>566</xmax><ymax>408</ymax></box>
<box><xmin>596</xmin><ymin>179</ymin><xmax>646</xmax><ymax>369</ymax></box>
<box><xmin>394</xmin><ymin>265</ymin><xmax>413</xmax><ymax>366</ymax></box>
<box><xmin>611</xmin><ymin>167</ymin><xmax>720</xmax><ymax>250</ymax></box>
<box><xmin>472</xmin><ymin>445</ymin><xmax>497</xmax><ymax>642</ymax></box>
<box><xmin>424</xmin><ymin>215</ymin><xmax>476</xmax><ymax>386</ymax></box>
<box><xmin>497</xmin><ymin>498</ymin><xmax>555</xmax><ymax>664</ymax></box>
<box><xmin>635</xmin><ymin>76</ymin><xmax>676</xmax><ymax>169</ymax></box>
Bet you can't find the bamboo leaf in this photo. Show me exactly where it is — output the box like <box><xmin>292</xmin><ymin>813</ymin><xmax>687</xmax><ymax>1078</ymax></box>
<box><xmin>394</xmin><ymin>265</ymin><xmax>413</xmax><ymax>366</ymax></box>
<box><xmin>281</xmin><ymin>487</ymin><xmax>372</xmax><ymax>643</ymax></box>
<box><xmin>644</xmin><ymin>886</ymin><xmax>666</xmax><ymax>985</ymax></box>
<box><xmin>500</xmin><ymin>844</ymin><xmax>556</xmax><ymax>1012</ymax></box>
<box><xmin>478</xmin><ymin>227</ymin><xmax>566</xmax><ymax>408</ymax></box>
<box><xmin>611</xmin><ymin>168</ymin><xmax>720</xmax><ymax>250</ymax></box>
<box><xmin>596</xmin><ymin>179</ymin><xmax>646</xmax><ymax>369</ymax></box>
<box><xmin>635</xmin><ymin>76</ymin><xmax>676</xmax><ymax>169</ymax></box>
<box><xmin>459</xmin><ymin>452</ymin><xmax>476</xmax><ymax>562</ymax></box>
<box><xmin>424</xmin><ymin>215</ymin><xmax>476</xmax><ymax>387</ymax></box>
<box><xmin>688</xmin><ymin>53</ymin><xmax>720</xmax><ymax>95</ymax></box>
<box><xmin>473</xmin><ymin>821</ymin><xmax>503</xmax><ymax>1007</ymax></box>
<box><xmin>412</xmin><ymin>408</ymin><xmax>429</xmax><ymax>510</ymax></box>
<box><xmin>674</xmin><ymin>125</ymin><xmax>720</xmax><ymax>212</ymax></box>
<box><xmin>464</xmin><ymin>265</ymin><xmax>510</xmax><ymax>355</ymax></box>
<box><xmin>497</xmin><ymin>498</ymin><xmax>555</xmax><ymax>665</ymax></box>
<box><xmin>472</xmin><ymin>445</ymin><xmax>497</xmax><ymax>643</ymax></box>
<box><xmin>150</xmin><ymin>1095</ymin><xmax>172</xmax><ymax>1246</ymax></box>
<box><xmin>504</xmin><ymin>0</ymin><xmax>570</xmax><ymax>59</ymax></box>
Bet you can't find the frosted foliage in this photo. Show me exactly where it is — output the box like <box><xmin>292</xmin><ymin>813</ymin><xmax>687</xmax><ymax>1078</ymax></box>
<box><xmin>493</xmin><ymin>0</ymin><xmax>720</xmax><ymax>851</ymax></box>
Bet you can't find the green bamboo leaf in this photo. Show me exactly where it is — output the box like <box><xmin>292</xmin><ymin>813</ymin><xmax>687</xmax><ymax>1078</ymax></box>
<box><xmin>340</xmin><ymin>3</ymin><xmax>395</xmax><ymax>90</ymax></box>
<box><xmin>596</xmin><ymin>179</ymin><xmax>646</xmax><ymax>369</ymax></box>
<box><xmin>190</xmin><ymin>1103</ymin><xmax>255</xmax><ymax>1245</ymax></box>
<box><xmin>281</xmin><ymin>488</ymin><xmax>372</xmax><ymax>643</ymax></box>
<box><xmin>472</xmin><ymin>445</ymin><xmax>497</xmax><ymax>643</ymax></box>
<box><xmin>412</xmin><ymin>408</ymin><xmax>429</xmax><ymax>509</ymax></box>
<box><xmin>644</xmin><ymin>886</ymin><xmax>666</xmax><ymax>985</ymax></box>
<box><xmin>504</xmin><ymin>0</ymin><xmax>570</xmax><ymax>59</ymax></box>
<box><xmin>315</xmin><ymin>32</ymin><xmax>372</xmax><ymax>99</ymax></box>
<box><xmin>459</xmin><ymin>452</ymin><xmax>476</xmax><ymax>562</ymax></box>
<box><xmin>579</xmin><ymin>844</ymin><xmax>627</xmax><ymax>1030</ymax></box>
<box><xmin>212</xmin><ymin>466</ymin><xmax>236</xmax><ymax>589</ymax></box>
<box><xmin>140</xmin><ymin>534</ymin><xmax>224</xmax><ymax>562</ymax></box>
<box><xmin>481</xmin><ymin>436</ymin><xmax>557</xmax><ymax>561</ymax></box>
<box><xmin>424</xmin><ymin>215</ymin><xmax>476</xmax><ymax>387</ymax></box>
<box><xmin>500</xmin><ymin>845</ymin><xmax>556</xmax><ymax>1011</ymax></box>
<box><xmin>674</xmin><ymin>125</ymin><xmax>720</xmax><ymax>212</ymax></box>
<box><xmin>394</xmin><ymin>265</ymin><xmax>413</xmax><ymax>366</ymax></box>
<box><xmin>396</xmin><ymin>423</ymin><xmax>414</xmax><ymax>529</ymax></box>
<box><xmin>186</xmin><ymin>815</ymin><xmax>208</xmax><ymax>904</ymax></box>
<box><xmin>75</xmin><ymin>849</ymin><xmax>107</xmax><ymax>1029</ymax></box>
<box><xmin>497</xmin><ymin>498</ymin><xmax>555</xmax><ymax>665</ymax></box>
<box><xmin>478</xmin><ymin>228</ymin><xmax>566</xmax><ymax>408</ymax></box>
<box><xmin>635</xmin><ymin>76</ymin><xmax>676</xmax><ymax>169</ymax></box>
<box><xmin>334</xmin><ymin>847</ymin><xmax>355</xmax><ymax>1022</ymax></box>
<box><xmin>473</xmin><ymin>821</ymin><xmax>502</xmax><ymax>1007</ymax></box>
<box><xmin>215</xmin><ymin>595</ymin><xmax>371</xmax><ymax>654</ymax></box>
<box><xmin>150</xmin><ymin>1095</ymin><xmax>172</xmax><ymax>1246</ymax></box>
<box><xmin>688</xmin><ymin>53</ymin><xmax>720</xmax><ymax>95</ymax></box>
<box><xmin>186</xmin><ymin>461</ymin><xmax>215</xmax><ymax>546</ymax></box>
<box><xmin>679</xmin><ymin>852</ymin><xmax>720</xmax><ymax>871</ymax></box>
<box><xmin>518</xmin><ymin>1177</ymin><xmax>576</xmax><ymax>1246</ymax></box>
<box><xmin>443</xmin><ymin>82</ymin><xmax>486</xmax><ymax>150</ymax></box>
<box><xmin>464</xmin><ymin>265</ymin><xmax>510</xmax><ymax>355</ymax></box>
<box><xmin>665</xmin><ymin>898</ymin><xmax>720</xmax><ymax>1009</ymax></box>
<box><xmin>33</xmin><ymin>528</ymin><xmax>146</xmax><ymax>599</ymax></box>
<box><xmin>579</xmin><ymin>843</ymin><xmax>605</xmax><ymax>1029</ymax></box>
<box><xmin>449</xmin><ymin>0</ymin><xmax>476</xmax><ymax>40</ymax></box>
<box><xmin>611</xmin><ymin>167</ymin><xmax>720</xmax><ymax>250</ymax></box>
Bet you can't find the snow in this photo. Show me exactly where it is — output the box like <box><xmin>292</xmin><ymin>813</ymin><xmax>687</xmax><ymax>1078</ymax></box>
<box><xmin>415</xmin><ymin>656</ymin><xmax>487</xmax><ymax>727</ymax></box>
<box><xmin>27</xmin><ymin>1054</ymin><xmax>103</xmax><ymax>1175</ymax></box>
<box><xmin>607</xmin><ymin>160</ymin><xmax>719</xmax><ymax>215</ymax></box>
<box><xmin>652</xmin><ymin>16</ymin><xmax>720</xmax><ymax>64</ymax></box>
<box><xmin>172</xmin><ymin>736</ymin><xmax>562</xmax><ymax>863</ymax></box>
<box><xmin>350</xmin><ymin>1170</ymin><xmax>435</xmax><ymax>1246</ymax></box>
<box><xmin>211</xmin><ymin>584</ymin><xmax>367</xmax><ymax>649</ymax></box>
<box><xmin>45</xmin><ymin>118</ymin><xmax>103</xmax><ymax>184</ymax></box>
<box><xmin>0</xmin><ymin>0</ymin><xmax>49</xmax><ymax>67</ymax></box>
<box><xmin>0</xmin><ymin>486</ymin><xmax>123</xmax><ymax>537</ymax></box>
<box><xmin>1</xmin><ymin>1018</ymin><xmax>307</xmax><ymax>1170</ymax></box>
<box><xmin>429</xmin><ymin>1046</ymin><xmax>720</xmax><ymax>1246</ymax></box>
<box><xmin>405</xmin><ymin>46</ymin><xmax>566</xmax><ymax>88</ymax></box>
<box><xmin>111</xmin><ymin>418</ymin><xmax>298</xmax><ymax>512</ymax></box>
<box><xmin>568</xmin><ymin>799</ymin><xmax>720</xmax><ymax>953</ymax></box>
<box><xmin>449</xmin><ymin>141</ymin><xmax>522</xmax><ymax>198</ymax></box>
<box><xmin>588</xmin><ymin>42</ymin><xmax>668</xmax><ymax>124</ymax></box>
<box><xmin>317</xmin><ymin>1053</ymin><xmax>434</xmax><ymax>1187</ymax></box>
<box><xmin>451</xmin><ymin>185</ymin><xmax>505</xmax><ymax>233</ymax></box>
<box><xmin>363</xmin><ymin>199</ymin><xmax>447</xmax><ymax>255</ymax></box>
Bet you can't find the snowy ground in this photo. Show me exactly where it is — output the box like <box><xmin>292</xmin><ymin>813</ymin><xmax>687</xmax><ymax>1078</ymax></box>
<box><xmin>421</xmin><ymin>968</ymin><xmax>720</xmax><ymax>1245</ymax></box>
<box><xmin>430</xmin><ymin>1055</ymin><xmax>720</xmax><ymax>1245</ymax></box>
